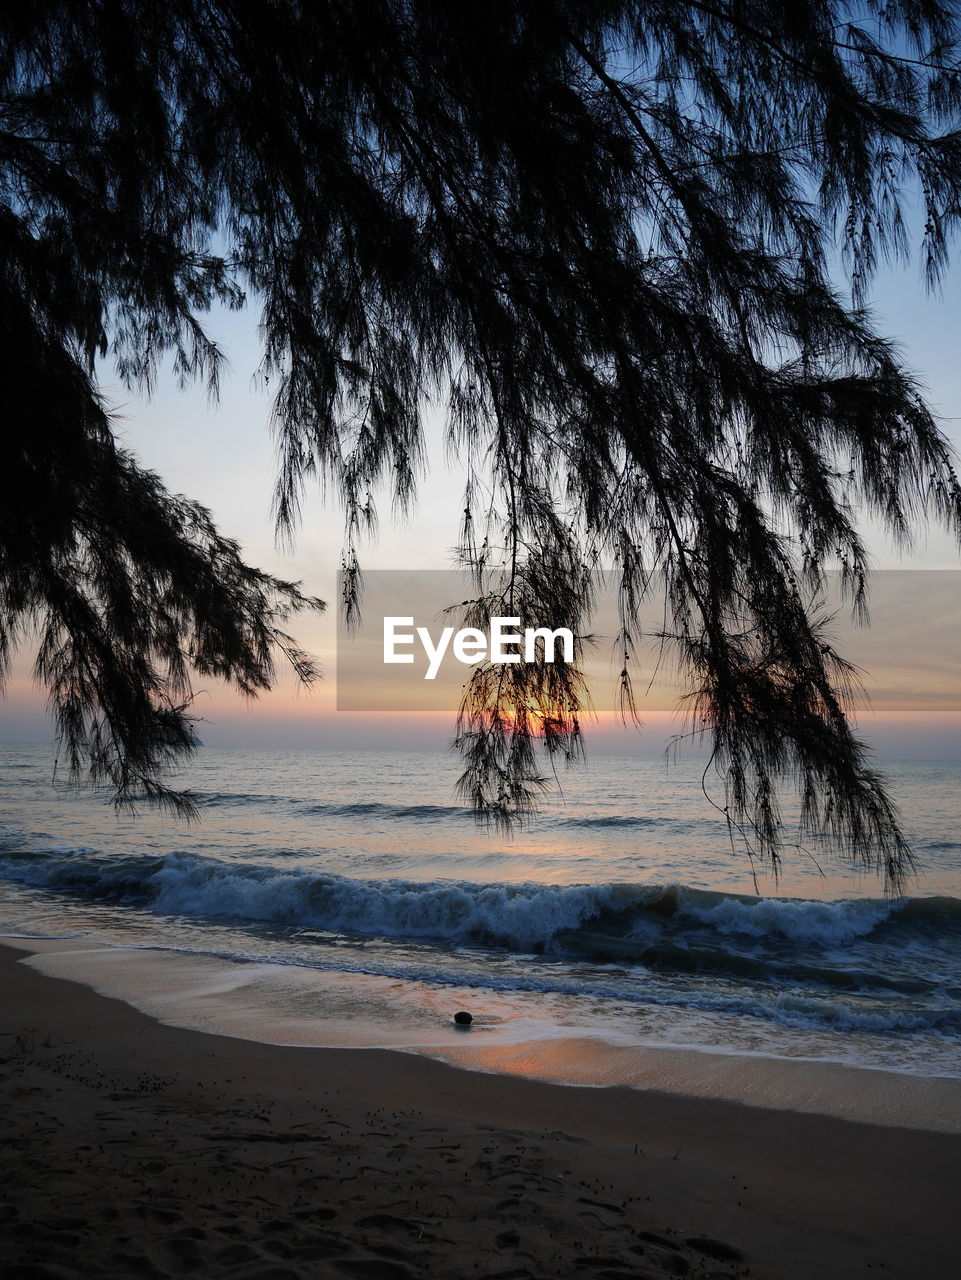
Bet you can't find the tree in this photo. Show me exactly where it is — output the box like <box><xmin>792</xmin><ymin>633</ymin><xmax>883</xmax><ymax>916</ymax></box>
<box><xmin>3</xmin><ymin>2</ymin><xmax>961</xmax><ymax>884</ymax></box>
<box><xmin>0</xmin><ymin>271</ymin><xmax>324</xmax><ymax>814</ymax></box>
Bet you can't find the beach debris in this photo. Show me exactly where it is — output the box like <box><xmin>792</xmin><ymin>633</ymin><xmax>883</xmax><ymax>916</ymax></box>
<box><xmin>452</xmin><ymin>1010</ymin><xmax>473</xmax><ymax>1025</ymax></box>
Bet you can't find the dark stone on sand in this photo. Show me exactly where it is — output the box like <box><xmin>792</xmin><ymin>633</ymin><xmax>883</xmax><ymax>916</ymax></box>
<box><xmin>453</xmin><ymin>1010</ymin><xmax>473</xmax><ymax>1025</ymax></box>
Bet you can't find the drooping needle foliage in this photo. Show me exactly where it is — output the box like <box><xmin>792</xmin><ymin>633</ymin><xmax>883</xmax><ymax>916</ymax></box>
<box><xmin>3</xmin><ymin>2</ymin><xmax>961</xmax><ymax>881</ymax></box>
<box><xmin>0</xmin><ymin>269</ymin><xmax>323</xmax><ymax>814</ymax></box>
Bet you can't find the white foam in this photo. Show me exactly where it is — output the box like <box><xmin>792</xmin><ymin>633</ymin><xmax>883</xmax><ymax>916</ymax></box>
<box><xmin>680</xmin><ymin>892</ymin><xmax>895</xmax><ymax>945</ymax></box>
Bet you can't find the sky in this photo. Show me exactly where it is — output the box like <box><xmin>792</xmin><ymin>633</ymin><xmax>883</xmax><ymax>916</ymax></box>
<box><xmin>3</xmin><ymin>256</ymin><xmax>960</xmax><ymax>762</ymax></box>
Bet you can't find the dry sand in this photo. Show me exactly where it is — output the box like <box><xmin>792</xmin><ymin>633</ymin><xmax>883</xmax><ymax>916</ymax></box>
<box><xmin>1</xmin><ymin>942</ymin><xmax>958</xmax><ymax>1279</ymax></box>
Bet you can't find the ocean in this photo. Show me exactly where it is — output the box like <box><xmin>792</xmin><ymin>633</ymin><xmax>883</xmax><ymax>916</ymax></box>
<box><xmin>1</xmin><ymin>743</ymin><xmax>960</xmax><ymax>1088</ymax></box>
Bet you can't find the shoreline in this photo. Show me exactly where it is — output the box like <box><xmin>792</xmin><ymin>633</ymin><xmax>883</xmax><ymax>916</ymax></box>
<box><xmin>6</xmin><ymin>933</ymin><xmax>961</xmax><ymax>1134</ymax></box>
<box><xmin>3</xmin><ymin>941</ymin><xmax>961</xmax><ymax>1278</ymax></box>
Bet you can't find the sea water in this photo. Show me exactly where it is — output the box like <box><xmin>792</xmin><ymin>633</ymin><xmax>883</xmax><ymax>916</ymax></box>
<box><xmin>1</xmin><ymin>744</ymin><xmax>959</xmax><ymax>1082</ymax></box>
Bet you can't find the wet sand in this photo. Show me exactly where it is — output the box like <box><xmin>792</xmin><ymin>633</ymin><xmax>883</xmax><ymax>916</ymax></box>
<box><xmin>2</xmin><ymin>941</ymin><xmax>959</xmax><ymax>1278</ymax></box>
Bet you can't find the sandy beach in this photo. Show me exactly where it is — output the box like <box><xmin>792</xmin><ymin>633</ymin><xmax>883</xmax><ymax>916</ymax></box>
<box><xmin>2</xmin><ymin>942</ymin><xmax>959</xmax><ymax>1279</ymax></box>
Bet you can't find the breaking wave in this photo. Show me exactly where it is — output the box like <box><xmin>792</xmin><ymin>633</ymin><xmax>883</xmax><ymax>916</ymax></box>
<box><xmin>2</xmin><ymin>843</ymin><xmax>960</xmax><ymax>1044</ymax></box>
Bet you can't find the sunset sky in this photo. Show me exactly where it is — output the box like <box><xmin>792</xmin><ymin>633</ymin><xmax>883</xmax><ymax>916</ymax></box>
<box><xmin>4</xmin><ymin>257</ymin><xmax>961</xmax><ymax>760</ymax></box>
